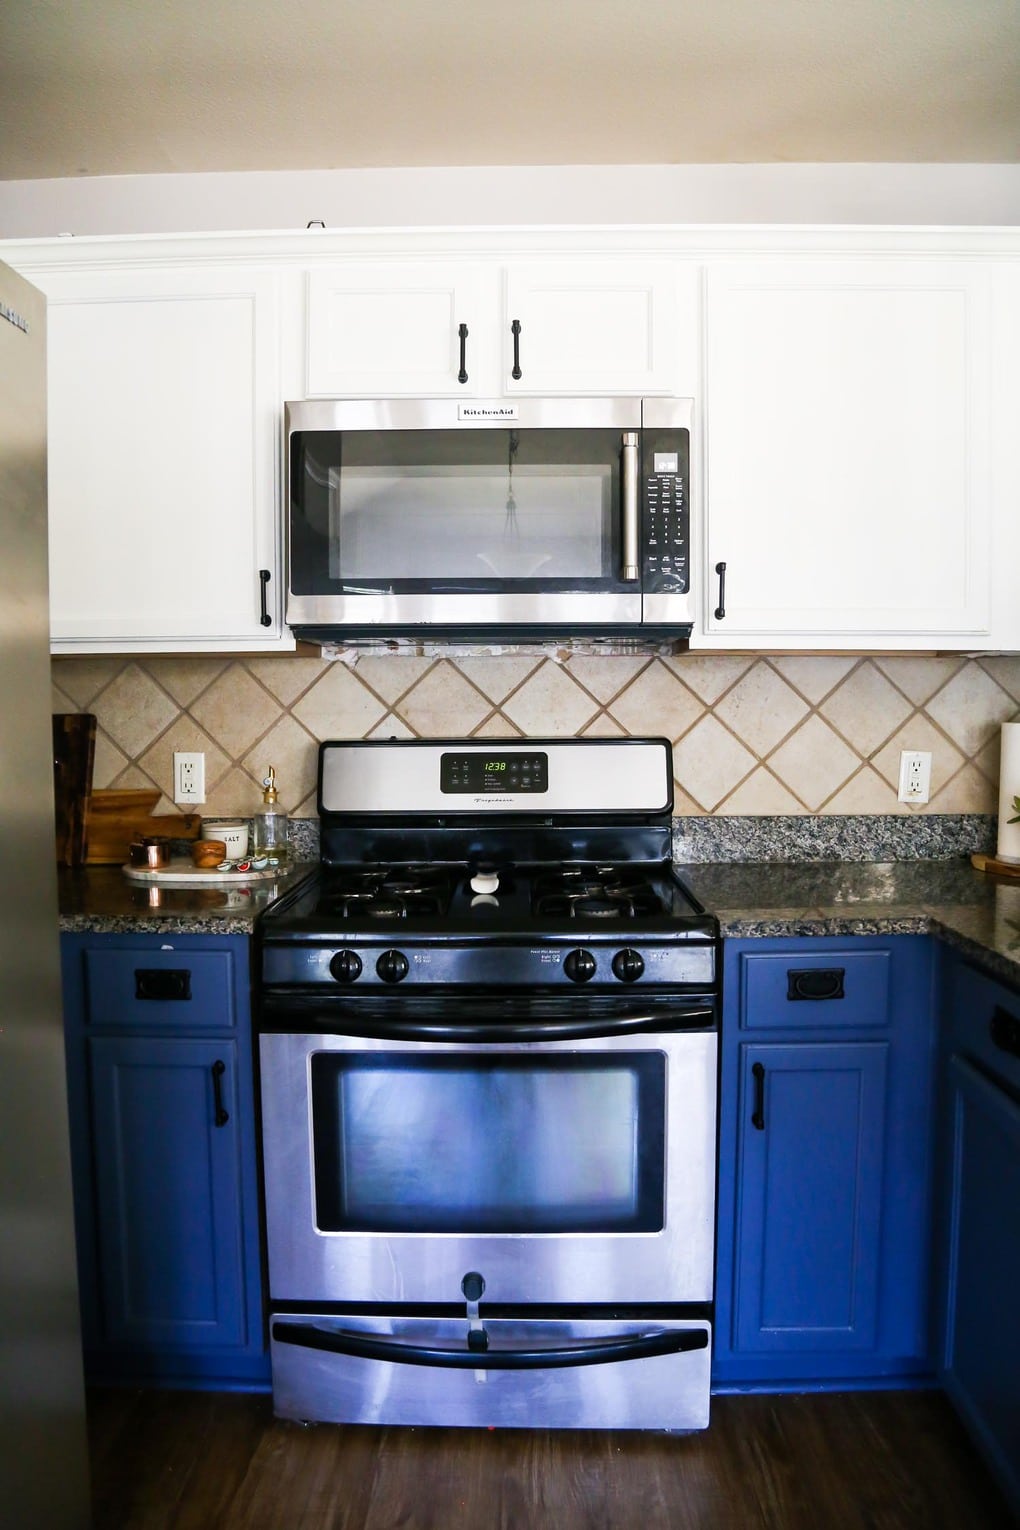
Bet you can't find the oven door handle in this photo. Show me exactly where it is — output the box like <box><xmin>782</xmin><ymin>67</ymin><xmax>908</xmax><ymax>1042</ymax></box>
<box><xmin>277</xmin><ymin>1008</ymin><xmax>715</xmax><ymax>1044</ymax></box>
<box><xmin>272</xmin><ymin>1320</ymin><xmax>707</xmax><ymax>1370</ymax></box>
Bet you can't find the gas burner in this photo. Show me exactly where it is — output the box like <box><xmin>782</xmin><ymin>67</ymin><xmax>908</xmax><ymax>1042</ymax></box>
<box><xmin>570</xmin><ymin>897</ymin><xmax>633</xmax><ymax>919</ymax></box>
<box><xmin>321</xmin><ymin>864</ymin><xmax>453</xmax><ymax>919</ymax></box>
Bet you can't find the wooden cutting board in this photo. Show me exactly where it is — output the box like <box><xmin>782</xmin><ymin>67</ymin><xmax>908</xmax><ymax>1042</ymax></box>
<box><xmin>970</xmin><ymin>852</ymin><xmax>1020</xmax><ymax>879</ymax></box>
<box><xmin>53</xmin><ymin>713</ymin><xmax>97</xmax><ymax>866</ymax></box>
<box><xmin>84</xmin><ymin>788</ymin><xmax>202</xmax><ymax>864</ymax></box>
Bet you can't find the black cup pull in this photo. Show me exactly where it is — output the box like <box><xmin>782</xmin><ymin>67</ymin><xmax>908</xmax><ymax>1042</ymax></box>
<box><xmin>990</xmin><ymin>1005</ymin><xmax>1020</xmax><ymax>1059</ymax></box>
<box><xmin>211</xmin><ymin>1060</ymin><xmax>229</xmax><ymax>1127</ymax></box>
<box><xmin>751</xmin><ymin>1061</ymin><xmax>766</xmax><ymax>1130</ymax></box>
<box><xmin>457</xmin><ymin>322</ymin><xmax>469</xmax><ymax>385</ymax></box>
<box><xmin>511</xmin><ymin>318</ymin><xmax>522</xmax><ymax>380</ymax></box>
<box><xmin>714</xmin><ymin>561</ymin><xmax>727</xmax><ymax>620</ymax></box>
<box><xmin>787</xmin><ymin>968</ymin><xmax>846</xmax><ymax>1002</ymax></box>
<box><xmin>134</xmin><ymin>968</ymin><xmax>191</xmax><ymax>1002</ymax></box>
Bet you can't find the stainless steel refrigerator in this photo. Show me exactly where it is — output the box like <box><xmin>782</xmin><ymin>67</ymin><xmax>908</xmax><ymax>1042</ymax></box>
<box><xmin>0</xmin><ymin>258</ymin><xmax>91</xmax><ymax>1524</ymax></box>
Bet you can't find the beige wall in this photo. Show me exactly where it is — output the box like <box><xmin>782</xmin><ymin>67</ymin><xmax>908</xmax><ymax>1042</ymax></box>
<box><xmin>52</xmin><ymin>651</ymin><xmax>1020</xmax><ymax>821</ymax></box>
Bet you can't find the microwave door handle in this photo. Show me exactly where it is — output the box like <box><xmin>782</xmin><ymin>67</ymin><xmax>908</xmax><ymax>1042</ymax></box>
<box><xmin>621</xmin><ymin>431</ymin><xmax>640</xmax><ymax>581</ymax></box>
<box><xmin>272</xmin><ymin>1320</ymin><xmax>708</xmax><ymax>1370</ymax></box>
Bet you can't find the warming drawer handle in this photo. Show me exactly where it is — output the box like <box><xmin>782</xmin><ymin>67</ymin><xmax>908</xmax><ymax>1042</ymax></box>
<box><xmin>457</xmin><ymin>322</ymin><xmax>469</xmax><ymax>385</ymax></box>
<box><xmin>751</xmin><ymin>1060</ymin><xmax>766</xmax><ymax>1131</ymax></box>
<box><xmin>511</xmin><ymin>318</ymin><xmax>523</xmax><ymax>380</ymax></box>
<box><xmin>271</xmin><ymin>1320</ymin><xmax>707</xmax><ymax>1371</ymax></box>
<box><xmin>259</xmin><ymin>568</ymin><xmax>272</xmax><ymax>628</ymax></box>
<box><xmin>262</xmin><ymin>1009</ymin><xmax>716</xmax><ymax>1044</ymax></box>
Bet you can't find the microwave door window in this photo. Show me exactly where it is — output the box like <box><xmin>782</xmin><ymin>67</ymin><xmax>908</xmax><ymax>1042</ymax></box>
<box><xmin>326</xmin><ymin>429</ymin><xmax>620</xmax><ymax>589</ymax></box>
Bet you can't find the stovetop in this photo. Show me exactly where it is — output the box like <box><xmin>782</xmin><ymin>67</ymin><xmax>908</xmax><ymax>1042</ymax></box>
<box><xmin>266</xmin><ymin>858</ymin><xmax>712</xmax><ymax>933</ymax></box>
<box><xmin>257</xmin><ymin>736</ymin><xmax>717</xmax><ymax>991</ymax></box>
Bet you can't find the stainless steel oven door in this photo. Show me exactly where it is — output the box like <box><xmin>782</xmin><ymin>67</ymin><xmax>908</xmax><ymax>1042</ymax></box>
<box><xmin>259</xmin><ymin>1014</ymin><xmax>716</xmax><ymax>1307</ymax></box>
<box><xmin>269</xmin><ymin>1312</ymin><xmax>712</xmax><ymax>1430</ymax></box>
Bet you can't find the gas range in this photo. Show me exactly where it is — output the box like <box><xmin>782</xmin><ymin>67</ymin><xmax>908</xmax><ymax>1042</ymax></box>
<box><xmin>258</xmin><ymin>738</ymin><xmax>717</xmax><ymax>992</ymax></box>
<box><xmin>255</xmin><ymin>736</ymin><xmax>719</xmax><ymax>1432</ymax></box>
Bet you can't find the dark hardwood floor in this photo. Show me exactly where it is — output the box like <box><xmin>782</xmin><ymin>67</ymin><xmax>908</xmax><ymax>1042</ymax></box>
<box><xmin>87</xmin><ymin>1386</ymin><xmax>1016</xmax><ymax>1530</ymax></box>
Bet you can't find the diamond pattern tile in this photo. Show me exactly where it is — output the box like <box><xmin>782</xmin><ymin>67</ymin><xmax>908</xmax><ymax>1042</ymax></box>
<box><xmin>51</xmin><ymin>649</ymin><xmax>1020</xmax><ymax>821</ymax></box>
<box><xmin>500</xmin><ymin>663</ymin><xmax>600</xmax><ymax>735</ymax></box>
<box><xmin>768</xmin><ymin>715</ymin><xmax>861</xmax><ymax>810</ymax></box>
<box><xmin>818</xmin><ymin>661</ymin><xmax>915</xmax><ymax>756</ymax></box>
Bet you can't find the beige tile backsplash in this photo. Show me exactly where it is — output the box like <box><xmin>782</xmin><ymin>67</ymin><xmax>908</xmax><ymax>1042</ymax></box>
<box><xmin>52</xmin><ymin>653</ymin><xmax>1020</xmax><ymax>821</ymax></box>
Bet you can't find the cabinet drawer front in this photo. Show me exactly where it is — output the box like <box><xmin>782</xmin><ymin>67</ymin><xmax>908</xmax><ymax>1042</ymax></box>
<box><xmin>949</xmin><ymin>962</ymin><xmax>1020</xmax><ymax>1094</ymax></box>
<box><xmin>740</xmin><ymin>949</ymin><xmax>891</xmax><ymax>1030</ymax></box>
<box><xmin>84</xmin><ymin>948</ymin><xmax>236</xmax><ymax>1030</ymax></box>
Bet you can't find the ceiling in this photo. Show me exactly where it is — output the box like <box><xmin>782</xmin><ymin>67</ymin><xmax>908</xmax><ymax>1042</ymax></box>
<box><xmin>2</xmin><ymin>0</ymin><xmax>1019</xmax><ymax>182</ymax></box>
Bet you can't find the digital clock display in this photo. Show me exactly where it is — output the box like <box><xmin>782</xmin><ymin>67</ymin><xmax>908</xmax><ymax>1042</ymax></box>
<box><xmin>440</xmin><ymin>751</ymin><xmax>549</xmax><ymax>794</ymax></box>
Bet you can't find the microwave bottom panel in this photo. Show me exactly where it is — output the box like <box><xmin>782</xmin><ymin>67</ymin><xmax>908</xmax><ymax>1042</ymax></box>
<box><xmin>290</xmin><ymin>622</ymin><xmax>693</xmax><ymax>653</ymax></box>
<box><xmin>269</xmin><ymin>1312</ymin><xmax>712</xmax><ymax>1431</ymax></box>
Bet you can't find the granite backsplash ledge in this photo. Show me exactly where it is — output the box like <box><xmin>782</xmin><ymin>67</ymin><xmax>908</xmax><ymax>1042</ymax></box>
<box><xmin>671</xmin><ymin>813</ymin><xmax>996</xmax><ymax>864</ymax></box>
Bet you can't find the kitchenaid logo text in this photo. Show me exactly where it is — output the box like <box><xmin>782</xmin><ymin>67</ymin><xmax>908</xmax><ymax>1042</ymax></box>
<box><xmin>0</xmin><ymin>301</ymin><xmax>29</xmax><ymax>334</ymax></box>
<box><xmin>458</xmin><ymin>403</ymin><xmax>519</xmax><ymax>421</ymax></box>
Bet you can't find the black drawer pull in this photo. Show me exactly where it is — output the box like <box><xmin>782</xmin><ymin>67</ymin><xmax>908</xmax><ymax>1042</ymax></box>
<box><xmin>990</xmin><ymin>1005</ymin><xmax>1020</xmax><ymax>1059</ymax></box>
<box><xmin>511</xmin><ymin>318</ymin><xmax>522</xmax><ymax>380</ymax></box>
<box><xmin>787</xmin><ymin>967</ymin><xmax>845</xmax><ymax>1002</ymax></box>
<box><xmin>134</xmin><ymin>968</ymin><xmax>192</xmax><ymax>1002</ymax></box>
<box><xmin>457</xmin><ymin>322</ymin><xmax>469</xmax><ymax>384</ymax></box>
<box><xmin>211</xmin><ymin>1060</ymin><xmax>229</xmax><ymax>1127</ymax></box>
<box><xmin>751</xmin><ymin>1061</ymin><xmax>766</xmax><ymax>1130</ymax></box>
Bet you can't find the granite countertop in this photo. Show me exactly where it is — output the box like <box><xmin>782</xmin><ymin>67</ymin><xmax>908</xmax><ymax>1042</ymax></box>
<box><xmin>57</xmin><ymin>863</ymin><xmax>316</xmax><ymax>935</ymax></box>
<box><xmin>57</xmin><ymin>856</ymin><xmax>1020</xmax><ymax>986</ymax></box>
<box><xmin>678</xmin><ymin>857</ymin><xmax>1020</xmax><ymax>985</ymax></box>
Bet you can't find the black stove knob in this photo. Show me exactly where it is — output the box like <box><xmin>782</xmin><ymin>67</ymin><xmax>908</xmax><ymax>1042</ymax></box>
<box><xmin>329</xmin><ymin>949</ymin><xmax>363</xmax><ymax>984</ymax></box>
<box><xmin>376</xmin><ymin>948</ymin><xmax>410</xmax><ymax>985</ymax></box>
<box><xmin>564</xmin><ymin>948</ymin><xmax>597</xmax><ymax>984</ymax></box>
<box><xmin>612</xmin><ymin>948</ymin><xmax>645</xmax><ymax>984</ymax></box>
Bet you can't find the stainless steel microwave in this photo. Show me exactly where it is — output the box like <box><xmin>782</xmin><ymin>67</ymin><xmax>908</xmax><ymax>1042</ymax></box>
<box><xmin>285</xmin><ymin>397</ymin><xmax>694</xmax><ymax>648</ymax></box>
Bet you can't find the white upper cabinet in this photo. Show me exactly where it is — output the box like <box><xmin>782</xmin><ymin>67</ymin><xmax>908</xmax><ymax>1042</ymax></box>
<box><xmin>502</xmin><ymin>260</ymin><xmax>691</xmax><ymax>396</ymax></box>
<box><xmin>304</xmin><ymin>257</ymin><xmax>695</xmax><ymax>399</ymax></box>
<box><xmin>38</xmin><ymin>261</ymin><xmax>289</xmax><ymax>654</ymax></box>
<box><xmin>700</xmin><ymin>257</ymin><xmax>994</xmax><ymax>649</ymax></box>
<box><xmin>305</xmin><ymin>263</ymin><xmax>495</xmax><ymax>396</ymax></box>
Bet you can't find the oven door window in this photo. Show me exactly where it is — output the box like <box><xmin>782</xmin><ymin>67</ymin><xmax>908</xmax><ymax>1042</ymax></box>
<box><xmin>310</xmin><ymin>1052</ymin><xmax>665</xmax><ymax>1234</ymax></box>
<box><xmin>290</xmin><ymin>428</ymin><xmax>626</xmax><ymax>593</ymax></box>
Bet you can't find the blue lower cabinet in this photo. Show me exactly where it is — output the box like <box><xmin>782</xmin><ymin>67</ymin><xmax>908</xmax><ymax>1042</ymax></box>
<box><xmin>937</xmin><ymin>957</ymin><xmax>1020</xmax><ymax>1517</ymax></box>
<box><xmin>61</xmin><ymin>933</ymin><xmax>269</xmax><ymax>1389</ymax></box>
<box><xmin>714</xmin><ymin>935</ymin><xmax>936</xmax><ymax>1389</ymax></box>
<box><xmin>732</xmin><ymin>1040</ymin><xmax>888</xmax><ymax>1356</ymax></box>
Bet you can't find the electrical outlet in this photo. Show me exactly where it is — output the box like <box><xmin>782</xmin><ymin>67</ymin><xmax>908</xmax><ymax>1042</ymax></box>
<box><xmin>897</xmin><ymin>750</ymin><xmax>932</xmax><ymax>804</ymax></box>
<box><xmin>173</xmin><ymin>751</ymin><xmax>206</xmax><ymax>804</ymax></box>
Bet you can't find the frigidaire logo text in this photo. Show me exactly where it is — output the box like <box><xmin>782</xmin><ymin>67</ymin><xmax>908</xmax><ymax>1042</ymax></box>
<box><xmin>0</xmin><ymin>301</ymin><xmax>29</xmax><ymax>335</ymax></box>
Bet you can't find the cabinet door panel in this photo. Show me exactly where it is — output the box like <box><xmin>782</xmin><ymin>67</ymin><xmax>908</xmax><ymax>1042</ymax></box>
<box><xmin>43</xmin><ymin>266</ymin><xmax>283</xmax><ymax>651</ymax></box>
<box><xmin>89</xmin><ymin>1036</ymin><xmax>245</xmax><ymax>1349</ymax></box>
<box><xmin>306</xmin><ymin>264</ymin><xmax>490</xmax><ymax>395</ymax></box>
<box><xmin>704</xmin><ymin>259</ymin><xmax>991</xmax><ymax>643</ymax></box>
<box><xmin>734</xmin><ymin>1041</ymin><xmax>888</xmax><ymax>1352</ymax></box>
<box><xmin>941</xmin><ymin>1055</ymin><xmax>1020</xmax><ymax>1512</ymax></box>
<box><xmin>504</xmin><ymin>261</ymin><xmax>689</xmax><ymax>395</ymax></box>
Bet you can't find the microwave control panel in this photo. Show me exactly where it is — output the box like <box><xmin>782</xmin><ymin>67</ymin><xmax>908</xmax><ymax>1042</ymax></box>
<box><xmin>641</xmin><ymin>428</ymin><xmax>689</xmax><ymax>593</ymax></box>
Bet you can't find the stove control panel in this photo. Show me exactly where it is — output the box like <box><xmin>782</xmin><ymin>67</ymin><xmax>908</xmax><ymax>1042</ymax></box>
<box><xmin>265</xmin><ymin>940</ymin><xmax>715</xmax><ymax>989</ymax></box>
<box><xmin>441</xmin><ymin>751</ymin><xmax>549</xmax><ymax>795</ymax></box>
